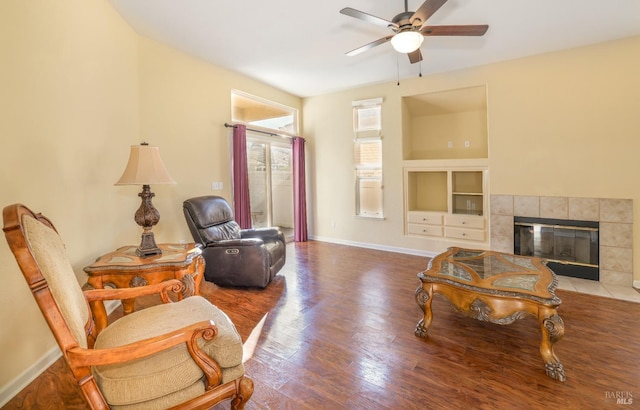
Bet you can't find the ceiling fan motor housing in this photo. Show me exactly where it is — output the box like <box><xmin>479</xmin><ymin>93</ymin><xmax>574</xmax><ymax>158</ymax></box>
<box><xmin>391</xmin><ymin>11</ymin><xmax>418</xmax><ymax>32</ymax></box>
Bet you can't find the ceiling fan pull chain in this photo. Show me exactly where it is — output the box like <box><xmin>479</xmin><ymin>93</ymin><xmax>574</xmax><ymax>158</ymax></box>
<box><xmin>397</xmin><ymin>54</ymin><xmax>401</xmax><ymax>86</ymax></box>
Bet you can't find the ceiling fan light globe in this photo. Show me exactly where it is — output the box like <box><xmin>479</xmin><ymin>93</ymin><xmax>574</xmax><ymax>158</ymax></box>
<box><xmin>391</xmin><ymin>31</ymin><xmax>424</xmax><ymax>53</ymax></box>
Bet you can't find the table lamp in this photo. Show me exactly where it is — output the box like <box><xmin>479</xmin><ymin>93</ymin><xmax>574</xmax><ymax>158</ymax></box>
<box><xmin>115</xmin><ymin>143</ymin><xmax>176</xmax><ymax>257</ymax></box>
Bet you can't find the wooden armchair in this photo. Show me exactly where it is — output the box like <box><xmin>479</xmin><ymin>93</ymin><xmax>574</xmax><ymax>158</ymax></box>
<box><xmin>2</xmin><ymin>204</ymin><xmax>253</xmax><ymax>409</ymax></box>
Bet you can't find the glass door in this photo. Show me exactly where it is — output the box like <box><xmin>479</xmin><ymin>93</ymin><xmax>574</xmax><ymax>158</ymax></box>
<box><xmin>246</xmin><ymin>135</ymin><xmax>294</xmax><ymax>240</ymax></box>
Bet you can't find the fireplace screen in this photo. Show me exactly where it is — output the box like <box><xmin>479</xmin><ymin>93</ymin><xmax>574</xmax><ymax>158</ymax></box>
<box><xmin>514</xmin><ymin>217</ymin><xmax>599</xmax><ymax>280</ymax></box>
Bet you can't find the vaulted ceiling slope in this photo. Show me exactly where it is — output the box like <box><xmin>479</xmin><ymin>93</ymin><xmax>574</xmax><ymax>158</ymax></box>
<box><xmin>109</xmin><ymin>0</ymin><xmax>640</xmax><ymax>97</ymax></box>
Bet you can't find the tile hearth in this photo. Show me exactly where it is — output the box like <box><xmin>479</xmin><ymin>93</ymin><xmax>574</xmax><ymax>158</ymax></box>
<box><xmin>557</xmin><ymin>276</ymin><xmax>640</xmax><ymax>303</ymax></box>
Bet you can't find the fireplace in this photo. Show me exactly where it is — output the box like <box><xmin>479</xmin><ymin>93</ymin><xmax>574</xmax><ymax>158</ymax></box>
<box><xmin>514</xmin><ymin>216</ymin><xmax>599</xmax><ymax>281</ymax></box>
<box><xmin>490</xmin><ymin>195</ymin><xmax>633</xmax><ymax>286</ymax></box>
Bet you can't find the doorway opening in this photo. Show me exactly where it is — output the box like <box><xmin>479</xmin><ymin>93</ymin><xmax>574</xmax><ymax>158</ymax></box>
<box><xmin>247</xmin><ymin>135</ymin><xmax>294</xmax><ymax>241</ymax></box>
<box><xmin>231</xmin><ymin>90</ymin><xmax>298</xmax><ymax>241</ymax></box>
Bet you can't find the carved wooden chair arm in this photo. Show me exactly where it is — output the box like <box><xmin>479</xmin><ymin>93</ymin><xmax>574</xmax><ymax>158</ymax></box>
<box><xmin>84</xmin><ymin>279</ymin><xmax>186</xmax><ymax>304</ymax></box>
<box><xmin>67</xmin><ymin>320</ymin><xmax>223</xmax><ymax>388</ymax></box>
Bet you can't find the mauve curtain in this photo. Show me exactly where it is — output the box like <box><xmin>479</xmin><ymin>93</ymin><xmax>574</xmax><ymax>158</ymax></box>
<box><xmin>232</xmin><ymin>124</ymin><xmax>252</xmax><ymax>229</ymax></box>
<box><xmin>293</xmin><ymin>136</ymin><xmax>308</xmax><ymax>242</ymax></box>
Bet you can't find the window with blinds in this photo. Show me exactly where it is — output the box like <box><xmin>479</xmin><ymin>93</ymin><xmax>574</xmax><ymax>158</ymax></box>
<box><xmin>353</xmin><ymin>98</ymin><xmax>383</xmax><ymax>218</ymax></box>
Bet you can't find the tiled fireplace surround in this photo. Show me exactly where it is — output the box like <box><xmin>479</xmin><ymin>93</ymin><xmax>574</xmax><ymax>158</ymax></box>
<box><xmin>490</xmin><ymin>195</ymin><xmax>633</xmax><ymax>286</ymax></box>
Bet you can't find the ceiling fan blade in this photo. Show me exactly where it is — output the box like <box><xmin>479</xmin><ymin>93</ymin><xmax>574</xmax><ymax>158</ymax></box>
<box><xmin>421</xmin><ymin>25</ymin><xmax>489</xmax><ymax>36</ymax></box>
<box><xmin>408</xmin><ymin>49</ymin><xmax>423</xmax><ymax>64</ymax></box>
<box><xmin>346</xmin><ymin>35</ymin><xmax>394</xmax><ymax>56</ymax></box>
<box><xmin>340</xmin><ymin>7</ymin><xmax>397</xmax><ymax>29</ymax></box>
<box><xmin>410</xmin><ymin>0</ymin><xmax>448</xmax><ymax>26</ymax></box>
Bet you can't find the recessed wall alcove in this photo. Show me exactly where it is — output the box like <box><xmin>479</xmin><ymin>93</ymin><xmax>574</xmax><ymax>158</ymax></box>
<box><xmin>402</xmin><ymin>85</ymin><xmax>488</xmax><ymax>161</ymax></box>
<box><xmin>490</xmin><ymin>195</ymin><xmax>633</xmax><ymax>285</ymax></box>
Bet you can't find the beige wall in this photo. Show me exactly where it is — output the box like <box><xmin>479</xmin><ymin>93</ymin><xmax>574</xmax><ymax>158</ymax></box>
<box><xmin>409</xmin><ymin>110</ymin><xmax>488</xmax><ymax>160</ymax></box>
<box><xmin>135</xmin><ymin>36</ymin><xmax>301</xmax><ymax>244</ymax></box>
<box><xmin>0</xmin><ymin>0</ymin><xmax>139</xmax><ymax>391</ymax></box>
<box><xmin>303</xmin><ymin>36</ymin><xmax>640</xmax><ymax>276</ymax></box>
<box><xmin>0</xmin><ymin>0</ymin><xmax>300</xmax><ymax>397</ymax></box>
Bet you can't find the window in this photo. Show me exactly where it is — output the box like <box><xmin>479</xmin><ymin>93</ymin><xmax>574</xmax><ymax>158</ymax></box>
<box><xmin>354</xmin><ymin>104</ymin><xmax>381</xmax><ymax>132</ymax></box>
<box><xmin>353</xmin><ymin>98</ymin><xmax>383</xmax><ymax>218</ymax></box>
<box><xmin>231</xmin><ymin>90</ymin><xmax>298</xmax><ymax>135</ymax></box>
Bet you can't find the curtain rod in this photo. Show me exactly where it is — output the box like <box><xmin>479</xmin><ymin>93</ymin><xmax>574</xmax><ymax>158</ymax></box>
<box><xmin>224</xmin><ymin>122</ymin><xmax>293</xmax><ymax>140</ymax></box>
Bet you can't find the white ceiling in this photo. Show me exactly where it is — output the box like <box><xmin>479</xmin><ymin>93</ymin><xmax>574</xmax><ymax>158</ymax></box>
<box><xmin>108</xmin><ymin>0</ymin><xmax>640</xmax><ymax>98</ymax></box>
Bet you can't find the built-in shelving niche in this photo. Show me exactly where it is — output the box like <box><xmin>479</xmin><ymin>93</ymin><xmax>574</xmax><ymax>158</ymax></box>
<box><xmin>402</xmin><ymin>85</ymin><xmax>488</xmax><ymax>161</ymax></box>
<box><xmin>402</xmin><ymin>85</ymin><xmax>489</xmax><ymax>245</ymax></box>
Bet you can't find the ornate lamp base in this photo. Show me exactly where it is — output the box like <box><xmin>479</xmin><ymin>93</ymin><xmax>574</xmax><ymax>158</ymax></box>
<box><xmin>137</xmin><ymin>231</ymin><xmax>162</xmax><ymax>257</ymax></box>
<box><xmin>134</xmin><ymin>185</ymin><xmax>163</xmax><ymax>258</ymax></box>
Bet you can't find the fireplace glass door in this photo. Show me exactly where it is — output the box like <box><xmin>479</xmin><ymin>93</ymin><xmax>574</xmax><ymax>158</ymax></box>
<box><xmin>514</xmin><ymin>217</ymin><xmax>599</xmax><ymax>280</ymax></box>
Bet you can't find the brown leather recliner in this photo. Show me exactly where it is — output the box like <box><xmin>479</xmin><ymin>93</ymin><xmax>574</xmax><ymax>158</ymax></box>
<box><xmin>183</xmin><ymin>196</ymin><xmax>286</xmax><ymax>288</ymax></box>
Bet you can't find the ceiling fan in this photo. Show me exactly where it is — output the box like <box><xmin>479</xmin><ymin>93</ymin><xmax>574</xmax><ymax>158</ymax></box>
<box><xmin>340</xmin><ymin>0</ymin><xmax>488</xmax><ymax>64</ymax></box>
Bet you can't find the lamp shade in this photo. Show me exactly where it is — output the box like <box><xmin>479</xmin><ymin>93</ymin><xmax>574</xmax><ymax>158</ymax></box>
<box><xmin>115</xmin><ymin>144</ymin><xmax>176</xmax><ymax>185</ymax></box>
<box><xmin>390</xmin><ymin>31</ymin><xmax>424</xmax><ymax>54</ymax></box>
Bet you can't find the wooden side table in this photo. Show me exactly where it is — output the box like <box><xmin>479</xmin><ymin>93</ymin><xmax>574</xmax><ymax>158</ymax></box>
<box><xmin>84</xmin><ymin>243</ymin><xmax>204</xmax><ymax>330</ymax></box>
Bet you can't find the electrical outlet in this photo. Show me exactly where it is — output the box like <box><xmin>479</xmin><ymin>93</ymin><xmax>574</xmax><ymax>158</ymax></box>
<box><xmin>211</xmin><ymin>182</ymin><xmax>223</xmax><ymax>190</ymax></box>
<box><xmin>447</xmin><ymin>141</ymin><xmax>453</xmax><ymax>148</ymax></box>
<box><xmin>464</xmin><ymin>140</ymin><xmax>470</xmax><ymax>148</ymax></box>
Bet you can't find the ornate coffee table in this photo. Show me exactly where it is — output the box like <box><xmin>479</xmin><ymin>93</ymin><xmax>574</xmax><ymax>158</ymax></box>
<box><xmin>415</xmin><ymin>247</ymin><xmax>566</xmax><ymax>381</ymax></box>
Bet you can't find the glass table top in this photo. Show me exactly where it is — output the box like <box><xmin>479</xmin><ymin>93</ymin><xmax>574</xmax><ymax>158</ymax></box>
<box><xmin>420</xmin><ymin>247</ymin><xmax>559</xmax><ymax>300</ymax></box>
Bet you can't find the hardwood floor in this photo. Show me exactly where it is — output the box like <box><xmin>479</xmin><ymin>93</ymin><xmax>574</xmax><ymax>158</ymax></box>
<box><xmin>4</xmin><ymin>241</ymin><xmax>640</xmax><ymax>409</ymax></box>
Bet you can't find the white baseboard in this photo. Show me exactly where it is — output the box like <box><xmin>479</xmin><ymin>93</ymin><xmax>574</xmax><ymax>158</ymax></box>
<box><xmin>0</xmin><ymin>345</ymin><xmax>61</xmax><ymax>408</ymax></box>
<box><xmin>309</xmin><ymin>235</ymin><xmax>439</xmax><ymax>258</ymax></box>
<box><xmin>0</xmin><ymin>299</ymin><xmax>120</xmax><ymax>407</ymax></box>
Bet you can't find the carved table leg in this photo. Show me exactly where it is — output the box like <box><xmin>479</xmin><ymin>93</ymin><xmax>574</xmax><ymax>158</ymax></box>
<box><xmin>121</xmin><ymin>275</ymin><xmax>149</xmax><ymax>315</ymax></box>
<box><xmin>180</xmin><ymin>274</ymin><xmax>196</xmax><ymax>299</ymax></box>
<box><xmin>415</xmin><ymin>284</ymin><xmax>434</xmax><ymax>338</ymax></box>
<box><xmin>122</xmin><ymin>298</ymin><xmax>136</xmax><ymax>315</ymax></box>
<box><xmin>192</xmin><ymin>255</ymin><xmax>204</xmax><ymax>296</ymax></box>
<box><xmin>539</xmin><ymin>308</ymin><xmax>566</xmax><ymax>381</ymax></box>
<box><xmin>90</xmin><ymin>301</ymin><xmax>108</xmax><ymax>333</ymax></box>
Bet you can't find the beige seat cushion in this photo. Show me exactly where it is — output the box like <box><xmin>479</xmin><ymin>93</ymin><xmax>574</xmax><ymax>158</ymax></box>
<box><xmin>92</xmin><ymin>296</ymin><xmax>244</xmax><ymax>407</ymax></box>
